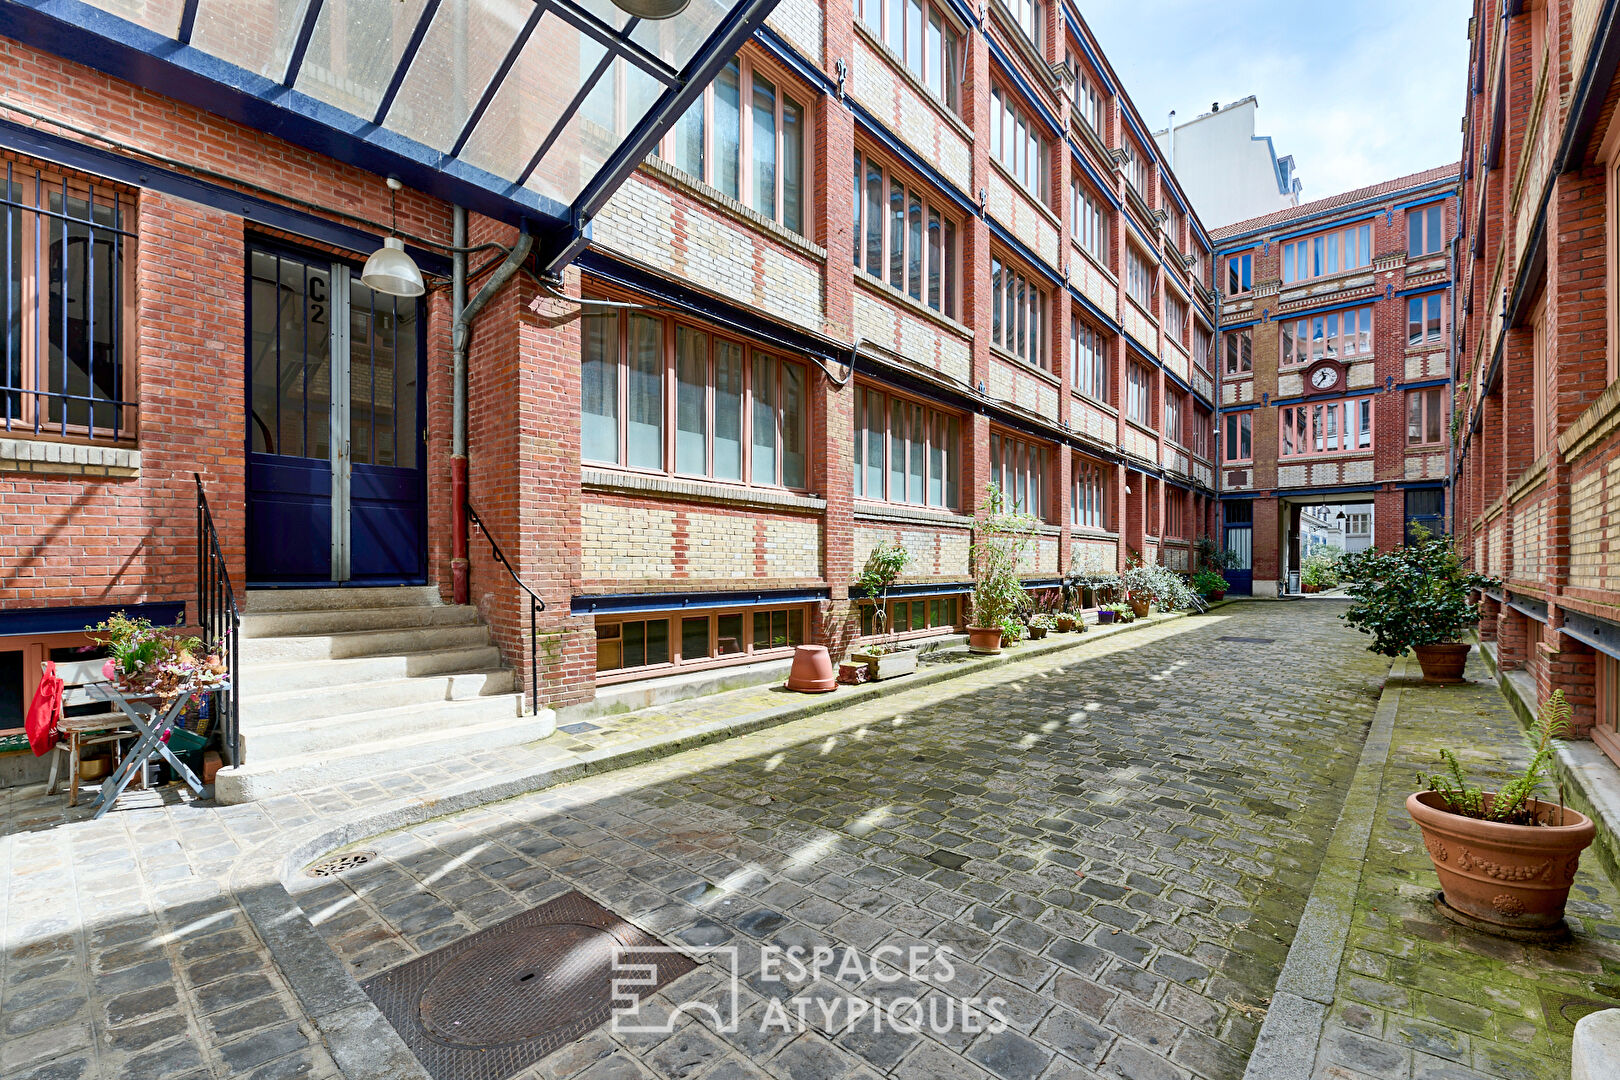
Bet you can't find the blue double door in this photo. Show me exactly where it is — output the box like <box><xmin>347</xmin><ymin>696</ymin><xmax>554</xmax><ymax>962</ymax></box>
<box><xmin>246</xmin><ymin>245</ymin><xmax>426</xmax><ymax>585</ymax></box>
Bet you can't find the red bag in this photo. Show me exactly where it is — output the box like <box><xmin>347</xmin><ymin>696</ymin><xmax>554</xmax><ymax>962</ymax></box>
<box><xmin>25</xmin><ymin>661</ymin><xmax>63</xmax><ymax>757</ymax></box>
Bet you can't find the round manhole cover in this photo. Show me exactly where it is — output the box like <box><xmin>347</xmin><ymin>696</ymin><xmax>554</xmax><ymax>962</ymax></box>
<box><xmin>304</xmin><ymin>850</ymin><xmax>376</xmax><ymax>878</ymax></box>
<box><xmin>418</xmin><ymin>923</ymin><xmax>624</xmax><ymax>1047</ymax></box>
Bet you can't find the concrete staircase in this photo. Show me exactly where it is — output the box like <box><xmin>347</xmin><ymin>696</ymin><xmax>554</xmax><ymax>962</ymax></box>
<box><xmin>212</xmin><ymin>586</ymin><xmax>554</xmax><ymax>804</ymax></box>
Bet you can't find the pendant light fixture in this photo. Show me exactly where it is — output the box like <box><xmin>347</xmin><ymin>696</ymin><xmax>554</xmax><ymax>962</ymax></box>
<box><xmin>362</xmin><ymin>178</ymin><xmax>425</xmax><ymax>298</ymax></box>
<box><xmin>609</xmin><ymin>0</ymin><xmax>690</xmax><ymax>18</ymax></box>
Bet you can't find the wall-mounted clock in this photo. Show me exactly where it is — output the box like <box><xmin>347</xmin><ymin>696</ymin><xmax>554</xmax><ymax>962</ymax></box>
<box><xmin>1304</xmin><ymin>360</ymin><xmax>1345</xmax><ymax>396</ymax></box>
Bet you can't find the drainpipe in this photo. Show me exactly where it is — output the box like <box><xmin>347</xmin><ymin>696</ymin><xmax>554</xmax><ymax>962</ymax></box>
<box><xmin>450</xmin><ymin>213</ymin><xmax>534</xmax><ymax>604</ymax></box>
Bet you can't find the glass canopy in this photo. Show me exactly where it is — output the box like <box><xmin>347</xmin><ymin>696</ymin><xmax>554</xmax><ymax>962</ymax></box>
<box><xmin>34</xmin><ymin>0</ymin><xmax>777</xmax><ymax>267</ymax></box>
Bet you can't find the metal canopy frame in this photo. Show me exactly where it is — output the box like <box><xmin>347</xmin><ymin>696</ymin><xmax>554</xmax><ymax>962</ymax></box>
<box><xmin>0</xmin><ymin>0</ymin><xmax>781</xmax><ymax>272</ymax></box>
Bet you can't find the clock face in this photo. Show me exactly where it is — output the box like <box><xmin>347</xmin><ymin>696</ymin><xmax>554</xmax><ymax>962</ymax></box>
<box><xmin>1310</xmin><ymin>365</ymin><xmax>1339</xmax><ymax>390</ymax></box>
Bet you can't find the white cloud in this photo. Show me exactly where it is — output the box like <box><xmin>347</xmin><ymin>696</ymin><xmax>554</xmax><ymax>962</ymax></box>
<box><xmin>1078</xmin><ymin>0</ymin><xmax>1471</xmax><ymax>201</ymax></box>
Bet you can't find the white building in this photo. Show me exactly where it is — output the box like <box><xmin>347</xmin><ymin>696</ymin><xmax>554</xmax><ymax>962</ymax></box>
<box><xmin>1153</xmin><ymin>98</ymin><xmax>1302</xmax><ymax>228</ymax></box>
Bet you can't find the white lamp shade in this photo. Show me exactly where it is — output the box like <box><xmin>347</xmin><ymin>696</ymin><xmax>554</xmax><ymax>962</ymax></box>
<box><xmin>610</xmin><ymin>0</ymin><xmax>691</xmax><ymax>16</ymax></box>
<box><xmin>361</xmin><ymin>236</ymin><xmax>424</xmax><ymax>297</ymax></box>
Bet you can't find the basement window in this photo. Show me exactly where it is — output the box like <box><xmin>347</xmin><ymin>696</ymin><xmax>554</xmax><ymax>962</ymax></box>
<box><xmin>595</xmin><ymin>605</ymin><xmax>809</xmax><ymax>679</ymax></box>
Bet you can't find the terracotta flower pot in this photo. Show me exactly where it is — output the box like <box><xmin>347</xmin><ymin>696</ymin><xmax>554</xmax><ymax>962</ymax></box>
<box><xmin>1413</xmin><ymin>643</ymin><xmax>1471</xmax><ymax>683</ymax></box>
<box><xmin>1407</xmin><ymin>791</ymin><xmax>1595</xmax><ymax>937</ymax></box>
<box><xmin>785</xmin><ymin>645</ymin><xmax>837</xmax><ymax>692</ymax></box>
<box><xmin>966</xmin><ymin>626</ymin><xmax>1003</xmax><ymax>654</ymax></box>
<box><xmin>1128</xmin><ymin>597</ymin><xmax>1151</xmax><ymax>618</ymax></box>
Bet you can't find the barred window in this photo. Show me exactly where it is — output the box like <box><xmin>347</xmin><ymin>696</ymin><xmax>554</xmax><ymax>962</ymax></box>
<box><xmin>1</xmin><ymin>158</ymin><xmax>137</xmax><ymax>443</ymax></box>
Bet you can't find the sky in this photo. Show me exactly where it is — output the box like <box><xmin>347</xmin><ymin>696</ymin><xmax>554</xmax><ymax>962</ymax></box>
<box><xmin>1080</xmin><ymin>0</ymin><xmax>1473</xmax><ymax>205</ymax></box>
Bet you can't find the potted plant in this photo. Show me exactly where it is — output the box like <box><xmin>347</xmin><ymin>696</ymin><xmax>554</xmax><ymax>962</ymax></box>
<box><xmin>851</xmin><ymin>541</ymin><xmax>919</xmax><ymax>678</ymax></box>
<box><xmin>1027</xmin><ymin>613</ymin><xmax>1054</xmax><ymax>640</ymax></box>
<box><xmin>1408</xmin><ymin>691</ymin><xmax>1595</xmax><ymax>938</ymax></box>
<box><xmin>1340</xmin><ymin>527</ymin><xmax>1499</xmax><ymax>683</ymax></box>
<box><xmin>997</xmin><ymin>614</ymin><xmax>1026</xmax><ymax>647</ymax></box>
<box><xmin>1104</xmin><ymin>601</ymin><xmax>1135</xmax><ymax>624</ymax></box>
<box><xmin>1096</xmin><ymin>606</ymin><xmax>1116</xmax><ymax>625</ymax></box>
<box><xmin>1191</xmin><ymin>569</ymin><xmax>1228</xmax><ymax>601</ymax></box>
<box><xmin>89</xmin><ymin>612</ymin><xmax>228</xmax><ymax>707</ymax></box>
<box><xmin>1053</xmin><ymin>612</ymin><xmax>1079</xmax><ymax>633</ymax></box>
<box><xmin>1301</xmin><ymin>549</ymin><xmax>1341</xmax><ymax>594</ymax></box>
<box><xmin>966</xmin><ymin>484</ymin><xmax>1037</xmax><ymax>654</ymax></box>
<box><xmin>1120</xmin><ymin>561</ymin><xmax>1158</xmax><ymax>619</ymax></box>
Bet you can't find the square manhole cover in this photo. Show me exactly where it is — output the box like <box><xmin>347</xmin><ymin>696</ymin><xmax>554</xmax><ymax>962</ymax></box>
<box><xmin>362</xmin><ymin>890</ymin><xmax>696</xmax><ymax>1080</ymax></box>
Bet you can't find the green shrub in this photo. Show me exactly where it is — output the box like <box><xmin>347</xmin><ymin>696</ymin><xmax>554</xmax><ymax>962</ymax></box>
<box><xmin>1339</xmin><ymin>528</ymin><xmax>1499</xmax><ymax>656</ymax></box>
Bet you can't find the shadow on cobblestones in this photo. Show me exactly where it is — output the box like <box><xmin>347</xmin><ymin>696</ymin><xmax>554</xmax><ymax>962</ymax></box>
<box><xmin>285</xmin><ymin>602</ymin><xmax>1393</xmax><ymax>1080</ymax></box>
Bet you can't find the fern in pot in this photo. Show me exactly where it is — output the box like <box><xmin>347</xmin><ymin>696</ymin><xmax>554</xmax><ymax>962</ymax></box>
<box><xmin>1407</xmin><ymin>690</ymin><xmax>1595</xmax><ymax>939</ymax></box>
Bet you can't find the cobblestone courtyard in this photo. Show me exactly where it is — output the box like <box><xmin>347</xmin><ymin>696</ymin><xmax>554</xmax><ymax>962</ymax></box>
<box><xmin>293</xmin><ymin>603</ymin><xmax>1392</xmax><ymax>1080</ymax></box>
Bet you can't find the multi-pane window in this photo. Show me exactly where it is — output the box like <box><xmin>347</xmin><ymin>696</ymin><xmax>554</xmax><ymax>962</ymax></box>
<box><xmin>596</xmin><ymin>605</ymin><xmax>808</xmax><ymax>674</ymax></box>
<box><xmin>1191</xmin><ymin>404</ymin><xmax>1212</xmax><ymax>459</ymax></box>
<box><xmin>1166</xmin><ymin>490</ymin><xmax>1186</xmax><ymax>538</ymax></box>
<box><xmin>1406</xmin><ymin>387</ymin><xmax>1446</xmax><ymax>446</ymax></box>
<box><xmin>854</xmin><ymin>0</ymin><xmax>962</xmax><ymax>114</ymax></box>
<box><xmin>1071</xmin><ymin>456</ymin><xmax>1108</xmax><ymax>529</ymax></box>
<box><xmin>1122</xmin><ymin>142</ymin><xmax>1148</xmax><ymax>197</ymax></box>
<box><xmin>1225</xmin><ymin>252</ymin><xmax>1251</xmax><ymax>295</ymax></box>
<box><xmin>1407</xmin><ymin>203</ymin><xmax>1445</xmax><ymax>256</ymax></box>
<box><xmin>990</xmin><ymin>431</ymin><xmax>1048</xmax><ymax>518</ymax></box>
<box><xmin>1125</xmin><ymin>245</ymin><xmax>1154</xmax><ymax>308</ymax></box>
<box><xmin>1070</xmin><ymin>318</ymin><xmax>1107</xmax><ymax>401</ymax></box>
<box><xmin>1164</xmin><ymin>296</ymin><xmax>1187</xmax><ymax>342</ymax></box>
<box><xmin>1223</xmin><ymin>412</ymin><xmax>1252</xmax><ymax>462</ymax></box>
<box><xmin>1280</xmin><ymin>398</ymin><xmax>1374</xmax><ymax>457</ymax></box>
<box><xmin>1163</xmin><ymin>388</ymin><xmax>1184</xmax><ymax>445</ymax></box>
<box><xmin>991</xmin><ymin>88</ymin><xmax>1048</xmax><ymax>203</ymax></box>
<box><xmin>582</xmin><ymin>310</ymin><xmax>807</xmax><ymax>488</ymax></box>
<box><xmin>1407</xmin><ymin>292</ymin><xmax>1445</xmax><ymax>346</ymax></box>
<box><xmin>853</xmin><ymin>385</ymin><xmax>961</xmax><ymax>508</ymax></box>
<box><xmin>1125</xmin><ymin>361</ymin><xmax>1152</xmax><ymax>426</ymax></box>
<box><xmin>990</xmin><ymin>256</ymin><xmax>1047</xmax><ymax>368</ymax></box>
<box><xmin>1281</xmin><ymin>306</ymin><xmax>1374</xmax><ymax>365</ymax></box>
<box><xmin>1070</xmin><ymin>58</ymin><xmax>1102</xmax><ymax>132</ymax></box>
<box><xmin>1008</xmin><ymin>0</ymin><xmax>1042</xmax><ymax>46</ymax></box>
<box><xmin>1194</xmin><ymin>326</ymin><xmax>1213</xmax><ymax>371</ymax></box>
<box><xmin>1225</xmin><ymin>327</ymin><xmax>1252</xmax><ymax>374</ymax></box>
<box><xmin>665</xmin><ymin>57</ymin><xmax>806</xmax><ymax>234</ymax></box>
<box><xmin>860</xmin><ymin>595</ymin><xmax>960</xmax><ymax>636</ymax></box>
<box><xmin>1</xmin><ymin>159</ymin><xmax>135</xmax><ymax>443</ymax></box>
<box><xmin>1071</xmin><ymin>179</ymin><xmax>1108</xmax><ymax>262</ymax></box>
<box><xmin>853</xmin><ymin>151</ymin><xmax>958</xmax><ymax>317</ymax></box>
<box><xmin>1345</xmin><ymin>512</ymin><xmax>1371</xmax><ymax>536</ymax></box>
<box><xmin>1281</xmin><ymin>223</ymin><xmax>1372</xmax><ymax>284</ymax></box>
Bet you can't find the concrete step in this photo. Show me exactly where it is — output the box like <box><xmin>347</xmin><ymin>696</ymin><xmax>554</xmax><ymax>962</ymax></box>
<box><xmin>238</xmin><ymin>692</ymin><xmax>527</xmax><ymax>762</ymax></box>
<box><xmin>214</xmin><ymin>706</ymin><xmax>556</xmax><ymax>804</ymax></box>
<box><xmin>241</xmin><ymin>603</ymin><xmax>480</xmax><ymax>639</ymax></box>
<box><xmin>244</xmin><ymin>586</ymin><xmax>443</xmax><ymax>613</ymax></box>
<box><xmin>240</xmin><ymin>669</ymin><xmax>516</xmax><ymax>725</ymax></box>
<box><xmin>240</xmin><ymin>623</ymin><xmax>492</xmax><ymax>664</ymax></box>
<box><xmin>241</xmin><ymin>647</ymin><xmax>506</xmax><ymax>694</ymax></box>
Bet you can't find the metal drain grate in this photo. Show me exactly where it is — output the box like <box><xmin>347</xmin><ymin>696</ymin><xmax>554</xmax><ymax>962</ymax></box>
<box><xmin>1218</xmin><ymin>636</ymin><xmax>1276</xmax><ymax>644</ymax></box>
<box><xmin>304</xmin><ymin>850</ymin><xmax>376</xmax><ymax>878</ymax></box>
<box><xmin>363</xmin><ymin>891</ymin><xmax>696</xmax><ymax>1080</ymax></box>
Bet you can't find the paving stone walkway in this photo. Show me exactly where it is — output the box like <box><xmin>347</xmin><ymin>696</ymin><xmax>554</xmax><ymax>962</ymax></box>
<box><xmin>1304</xmin><ymin>649</ymin><xmax>1620</xmax><ymax>1080</ymax></box>
<box><xmin>290</xmin><ymin>602</ymin><xmax>1391</xmax><ymax>1080</ymax></box>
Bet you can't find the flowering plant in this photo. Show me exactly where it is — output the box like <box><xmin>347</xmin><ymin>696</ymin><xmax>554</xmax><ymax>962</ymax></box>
<box><xmin>86</xmin><ymin>612</ymin><xmax>228</xmax><ymax>704</ymax></box>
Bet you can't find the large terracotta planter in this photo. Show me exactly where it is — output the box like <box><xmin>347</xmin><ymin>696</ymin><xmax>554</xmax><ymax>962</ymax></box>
<box><xmin>1413</xmin><ymin>643</ymin><xmax>1471</xmax><ymax>683</ymax></box>
<box><xmin>966</xmin><ymin>626</ymin><xmax>1003</xmax><ymax>654</ymax></box>
<box><xmin>1407</xmin><ymin>791</ymin><xmax>1595</xmax><ymax>939</ymax></box>
<box><xmin>1128</xmin><ymin>597</ymin><xmax>1151</xmax><ymax>619</ymax></box>
<box><xmin>785</xmin><ymin>645</ymin><xmax>837</xmax><ymax>692</ymax></box>
<box><xmin>1208</xmin><ymin>590</ymin><xmax>1226</xmax><ymax>602</ymax></box>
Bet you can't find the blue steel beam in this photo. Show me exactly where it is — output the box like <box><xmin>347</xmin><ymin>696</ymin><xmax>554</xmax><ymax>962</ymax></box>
<box><xmin>282</xmin><ymin>0</ymin><xmax>325</xmax><ymax>87</ymax></box>
<box><xmin>372</xmin><ymin>0</ymin><xmax>443</xmax><ymax>125</ymax></box>
<box><xmin>447</xmin><ymin>1</ymin><xmax>550</xmax><ymax>159</ymax></box>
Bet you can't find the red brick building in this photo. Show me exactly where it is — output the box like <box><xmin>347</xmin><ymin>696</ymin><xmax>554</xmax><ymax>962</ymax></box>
<box><xmin>1454</xmin><ymin>0</ymin><xmax>1620</xmax><ymax>765</ymax></box>
<box><xmin>0</xmin><ymin>0</ymin><xmax>1217</xmax><ymax>797</ymax></box>
<box><xmin>1212</xmin><ymin>166</ymin><xmax>1459</xmax><ymax>596</ymax></box>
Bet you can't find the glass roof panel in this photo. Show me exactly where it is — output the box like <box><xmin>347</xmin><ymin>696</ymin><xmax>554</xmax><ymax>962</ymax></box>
<box><xmin>383</xmin><ymin>0</ymin><xmax>532</xmax><ymax>156</ymax></box>
<box><xmin>524</xmin><ymin>52</ymin><xmax>661</xmax><ymax>207</ymax></box>
<box><xmin>190</xmin><ymin>0</ymin><xmax>314</xmax><ymax>82</ymax></box>
<box><xmin>92</xmin><ymin>0</ymin><xmax>187</xmax><ymax>36</ymax></box>
<box><xmin>574</xmin><ymin>0</ymin><xmax>728</xmax><ymax>66</ymax></box>
<box><xmin>293</xmin><ymin>0</ymin><xmax>434</xmax><ymax>120</ymax></box>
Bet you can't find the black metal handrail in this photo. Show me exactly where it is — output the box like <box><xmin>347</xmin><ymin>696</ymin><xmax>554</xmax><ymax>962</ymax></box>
<box><xmin>466</xmin><ymin>504</ymin><xmax>546</xmax><ymax>714</ymax></box>
<box><xmin>195</xmin><ymin>474</ymin><xmax>241</xmax><ymax>766</ymax></box>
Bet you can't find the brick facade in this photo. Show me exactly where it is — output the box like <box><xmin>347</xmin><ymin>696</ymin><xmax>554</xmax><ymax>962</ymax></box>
<box><xmin>1212</xmin><ymin>165</ymin><xmax>1459</xmax><ymax>596</ymax></box>
<box><xmin>1455</xmin><ymin>0</ymin><xmax>1620</xmax><ymax>759</ymax></box>
<box><xmin>0</xmin><ymin>0</ymin><xmax>1220</xmax><ymax>742</ymax></box>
